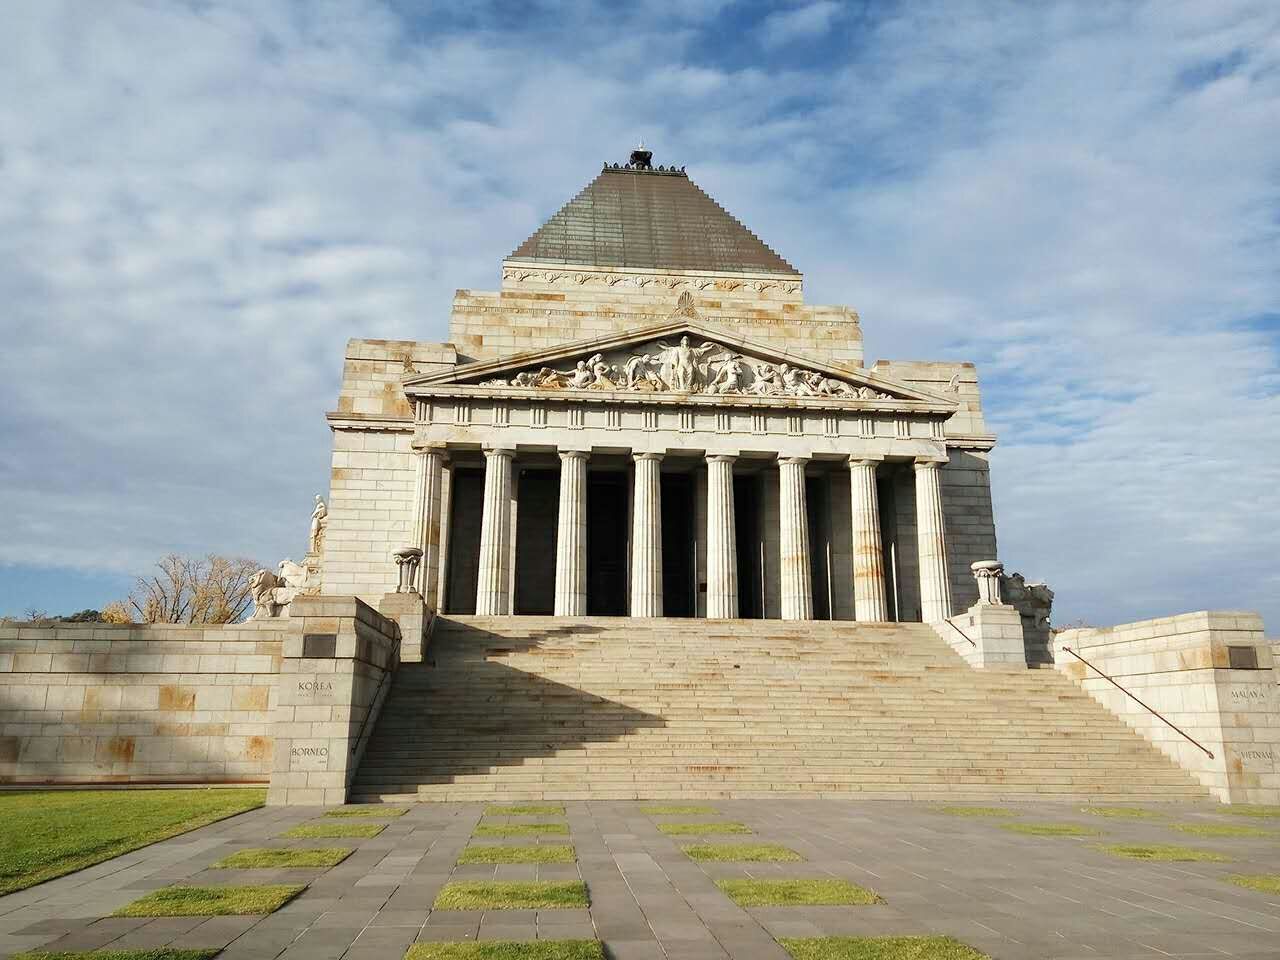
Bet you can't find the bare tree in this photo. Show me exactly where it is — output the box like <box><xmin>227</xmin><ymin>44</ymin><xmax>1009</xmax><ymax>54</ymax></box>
<box><xmin>125</xmin><ymin>554</ymin><xmax>262</xmax><ymax>624</ymax></box>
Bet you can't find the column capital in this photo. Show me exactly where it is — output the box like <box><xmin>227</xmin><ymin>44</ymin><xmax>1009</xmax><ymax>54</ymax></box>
<box><xmin>913</xmin><ymin>456</ymin><xmax>946</xmax><ymax>470</ymax></box>
<box><xmin>633</xmin><ymin>451</ymin><xmax>664</xmax><ymax>463</ymax></box>
<box><xmin>847</xmin><ymin>455</ymin><xmax>884</xmax><ymax>468</ymax></box>
<box><xmin>777</xmin><ymin>456</ymin><xmax>810</xmax><ymax>467</ymax></box>
<box><xmin>411</xmin><ymin>440</ymin><xmax>449</xmax><ymax>456</ymax></box>
<box><xmin>706</xmin><ymin>453</ymin><xmax>737</xmax><ymax>465</ymax></box>
<box><xmin>558</xmin><ymin>449</ymin><xmax>590</xmax><ymax>462</ymax></box>
<box><xmin>483</xmin><ymin>446</ymin><xmax>516</xmax><ymax>459</ymax></box>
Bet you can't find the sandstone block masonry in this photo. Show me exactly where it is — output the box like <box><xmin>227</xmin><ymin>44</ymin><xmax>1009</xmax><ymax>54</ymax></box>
<box><xmin>0</xmin><ymin>620</ymin><xmax>285</xmax><ymax>784</ymax></box>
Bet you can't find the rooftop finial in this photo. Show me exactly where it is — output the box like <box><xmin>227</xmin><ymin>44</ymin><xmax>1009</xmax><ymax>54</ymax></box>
<box><xmin>629</xmin><ymin>141</ymin><xmax>653</xmax><ymax>170</ymax></box>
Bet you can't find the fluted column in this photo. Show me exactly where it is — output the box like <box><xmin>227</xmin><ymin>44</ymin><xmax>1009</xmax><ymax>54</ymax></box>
<box><xmin>848</xmin><ymin>457</ymin><xmax>888</xmax><ymax>622</ymax></box>
<box><xmin>778</xmin><ymin>456</ymin><xmax>813</xmax><ymax>621</ymax></box>
<box><xmin>705</xmin><ymin>455</ymin><xmax>738</xmax><ymax>619</ymax></box>
<box><xmin>554</xmin><ymin>450</ymin><xmax>589</xmax><ymax>616</ymax></box>
<box><xmin>914</xmin><ymin>458</ymin><xmax>953</xmax><ymax>623</ymax></box>
<box><xmin>630</xmin><ymin>453</ymin><xmax>663</xmax><ymax>617</ymax></box>
<box><xmin>476</xmin><ymin>447</ymin><xmax>515</xmax><ymax>616</ymax></box>
<box><xmin>410</xmin><ymin>445</ymin><xmax>446</xmax><ymax>600</ymax></box>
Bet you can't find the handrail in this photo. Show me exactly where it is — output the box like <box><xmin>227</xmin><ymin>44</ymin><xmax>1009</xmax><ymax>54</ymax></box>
<box><xmin>1061</xmin><ymin>646</ymin><xmax>1214</xmax><ymax>759</ymax></box>
<box><xmin>940</xmin><ymin>617</ymin><xmax>977</xmax><ymax>647</ymax></box>
<box><xmin>353</xmin><ymin>665</ymin><xmax>391</xmax><ymax>757</ymax></box>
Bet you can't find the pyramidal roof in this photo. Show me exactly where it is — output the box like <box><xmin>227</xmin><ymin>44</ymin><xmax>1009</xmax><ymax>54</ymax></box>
<box><xmin>508</xmin><ymin>153</ymin><xmax>799</xmax><ymax>276</ymax></box>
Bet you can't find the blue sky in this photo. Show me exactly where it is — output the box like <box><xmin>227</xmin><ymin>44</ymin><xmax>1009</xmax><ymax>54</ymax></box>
<box><xmin>2</xmin><ymin>0</ymin><xmax>1278</xmax><ymax>629</ymax></box>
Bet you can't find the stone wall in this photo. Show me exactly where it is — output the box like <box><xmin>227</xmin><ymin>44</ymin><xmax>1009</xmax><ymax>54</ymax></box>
<box><xmin>0</xmin><ymin>620</ymin><xmax>284</xmax><ymax>785</ymax></box>
<box><xmin>1055</xmin><ymin>612</ymin><xmax>1279</xmax><ymax>804</ymax></box>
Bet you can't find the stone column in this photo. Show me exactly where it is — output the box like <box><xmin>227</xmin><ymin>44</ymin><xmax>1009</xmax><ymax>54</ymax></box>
<box><xmin>848</xmin><ymin>458</ymin><xmax>888</xmax><ymax>622</ymax></box>
<box><xmin>476</xmin><ymin>447</ymin><xmax>515</xmax><ymax>616</ymax></box>
<box><xmin>554</xmin><ymin>450</ymin><xmax>589</xmax><ymax>616</ymax></box>
<box><xmin>410</xmin><ymin>446</ymin><xmax>446</xmax><ymax>599</ymax></box>
<box><xmin>630</xmin><ymin>452</ymin><xmax>664</xmax><ymax>617</ymax></box>
<box><xmin>705</xmin><ymin>455</ymin><xmax>738</xmax><ymax>619</ymax></box>
<box><xmin>778</xmin><ymin>457</ymin><xmax>813</xmax><ymax>621</ymax></box>
<box><xmin>914</xmin><ymin>458</ymin><xmax>953</xmax><ymax>623</ymax></box>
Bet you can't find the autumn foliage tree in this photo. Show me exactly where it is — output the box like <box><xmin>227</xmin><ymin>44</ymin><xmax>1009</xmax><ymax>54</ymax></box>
<box><xmin>123</xmin><ymin>554</ymin><xmax>262</xmax><ymax>624</ymax></box>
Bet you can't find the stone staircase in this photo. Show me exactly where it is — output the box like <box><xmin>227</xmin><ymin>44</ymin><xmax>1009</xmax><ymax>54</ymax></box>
<box><xmin>350</xmin><ymin>616</ymin><xmax>1209</xmax><ymax>803</ymax></box>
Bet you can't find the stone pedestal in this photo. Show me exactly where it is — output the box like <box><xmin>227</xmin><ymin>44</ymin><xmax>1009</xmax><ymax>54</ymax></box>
<box><xmin>940</xmin><ymin>602</ymin><xmax>1027</xmax><ymax>668</ymax></box>
<box><xmin>267</xmin><ymin>596</ymin><xmax>400</xmax><ymax>806</ymax></box>
<box><xmin>705</xmin><ymin>454</ymin><xmax>738</xmax><ymax>619</ymax></box>
<box><xmin>379</xmin><ymin>591</ymin><xmax>433</xmax><ymax>664</ymax></box>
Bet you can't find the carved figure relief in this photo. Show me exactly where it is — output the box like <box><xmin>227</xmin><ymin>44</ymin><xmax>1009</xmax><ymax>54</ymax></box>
<box><xmin>477</xmin><ymin>337</ymin><xmax>895</xmax><ymax>400</ymax></box>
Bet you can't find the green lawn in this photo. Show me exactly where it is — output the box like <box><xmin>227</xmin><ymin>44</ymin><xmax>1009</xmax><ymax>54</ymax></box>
<box><xmin>279</xmin><ymin>822</ymin><xmax>384</xmax><ymax>839</ymax></box>
<box><xmin>213</xmin><ymin>847</ymin><xmax>353</xmax><ymax>869</ymax></box>
<box><xmin>0</xmin><ymin>788</ymin><xmax>266</xmax><ymax>895</ymax></box>
<box><xmin>657</xmin><ymin>822</ymin><xmax>751</xmax><ymax>836</ymax></box>
<box><xmin>1095</xmin><ymin>843</ymin><xmax>1230</xmax><ymax>862</ymax></box>
<box><xmin>405</xmin><ymin>942</ymin><xmax>604</xmax><ymax>960</ymax></box>
<box><xmin>485</xmin><ymin>804</ymin><xmax>566</xmax><ymax>816</ymax></box>
<box><xmin>433</xmin><ymin>881</ymin><xmax>589</xmax><ymax>910</ymax></box>
<box><xmin>12</xmin><ymin>950</ymin><xmax>221</xmax><ymax>960</ymax></box>
<box><xmin>1223</xmin><ymin>805</ymin><xmax>1280</xmax><ymax>818</ymax></box>
<box><xmin>935</xmin><ymin>806</ymin><xmax>1015</xmax><ymax>818</ymax></box>
<box><xmin>781</xmin><ymin>936</ymin><xmax>990</xmax><ymax>960</ymax></box>
<box><xmin>1227</xmin><ymin>874</ymin><xmax>1280</xmax><ymax>895</ymax></box>
<box><xmin>474</xmin><ymin>823</ymin><xmax>569</xmax><ymax>838</ymax></box>
<box><xmin>1079</xmin><ymin>806</ymin><xmax>1160</xmax><ymax>819</ymax></box>
<box><xmin>1172</xmin><ymin>823</ymin><xmax>1276</xmax><ymax>838</ymax></box>
<box><xmin>458</xmin><ymin>844</ymin><xmax>576</xmax><ymax>864</ymax></box>
<box><xmin>640</xmin><ymin>805</ymin><xmax>718</xmax><ymax>815</ymax></box>
<box><xmin>681</xmin><ymin>843</ymin><xmax>804</xmax><ymax>862</ymax></box>
<box><xmin>324</xmin><ymin>807</ymin><xmax>408</xmax><ymax>818</ymax></box>
<box><xmin>1001</xmin><ymin>823</ymin><xmax>1101</xmax><ymax>837</ymax></box>
<box><xmin>716</xmin><ymin>879</ymin><xmax>881</xmax><ymax>906</ymax></box>
<box><xmin>113</xmin><ymin>884</ymin><xmax>306</xmax><ymax>917</ymax></box>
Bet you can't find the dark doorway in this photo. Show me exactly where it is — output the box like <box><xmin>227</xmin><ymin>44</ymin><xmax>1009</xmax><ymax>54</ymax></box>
<box><xmin>660</xmin><ymin>473</ymin><xmax>695</xmax><ymax>617</ymax></box>
<box><xmin>514</xmin><ymin>468</ymin><xmax>559</xmax><ymax>615</ymax></box>
<box><xmin>734</xmin><ymin>475</ymin><xmax>763</xmax><ymax>618</ymax></box>
<box><xmin>444</xmin><ymin>467</ymin><xmax>484</xmax><ymax>615</ymax></box>
<box><xmin>807</xmin><ymin>475</ymin><xmax>832</xmax><ymax>621</ymax></box>
<box><xmin>587</xmin><ymin>472</ymin><xmax>628</xmax><ymax>615</ymax></box>
<box><xmin>878</xmin><ymin>475</ymin><xmax>899</xmax><ymax>622</ymax></box>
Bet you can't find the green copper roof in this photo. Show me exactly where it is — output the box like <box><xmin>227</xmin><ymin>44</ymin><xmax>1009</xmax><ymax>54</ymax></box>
<box><xmin>508</xmin><ymin>164</ymin><xmax>799</xmax><ymax>276</ymax></box>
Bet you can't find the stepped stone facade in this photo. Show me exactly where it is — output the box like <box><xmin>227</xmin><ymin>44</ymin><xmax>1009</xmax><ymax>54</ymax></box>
<box><xmin>2</xmin><ymin>148</ymin><xmax>1275</xmax><ymax>805</ymax></box>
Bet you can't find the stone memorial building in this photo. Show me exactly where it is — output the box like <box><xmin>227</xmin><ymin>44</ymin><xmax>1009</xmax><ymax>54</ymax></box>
<box><xmin>2</xmin><ymin>148</ymin><xmax>1275</xmax><ymax>807</ymax></box>
<box><xmin>322</xmin><ymin>147</ymin><xmax>997</xmax><ymax>626</ymax></box>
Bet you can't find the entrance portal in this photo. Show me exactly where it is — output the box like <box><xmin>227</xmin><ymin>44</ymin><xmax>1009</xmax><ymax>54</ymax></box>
<box><xmin>660</xmin><ymin>473</ymin><xmax>695</xmax><ymax>617</ymax></box>
<box><xmin>586</xmin><ymin>472</ymin><xmax>628</xmax><ymax>615</ymax></box>
<box><xmin>444</xmin><ymin>467</ymin><xmax>483</xmax><ymax>615</ymax></box>
<box><xmin>514</xmin><ymin>468</ymin><xmax>558</xmax><ymax>615</ymax></box>
<box><xmin>734</xmin><ymin>474</ymin><xmax>764</xmax><ymax>618</ymax></box>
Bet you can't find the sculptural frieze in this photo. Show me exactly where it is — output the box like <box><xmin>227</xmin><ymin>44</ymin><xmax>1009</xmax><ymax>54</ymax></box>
<box><xmin>477</xmin><ymin>338</ymin><xmax>895</xmax><ymax>400</ymax></box>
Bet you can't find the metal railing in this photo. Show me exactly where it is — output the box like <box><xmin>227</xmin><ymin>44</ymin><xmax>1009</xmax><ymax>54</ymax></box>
<box><xmin>1061</xmin><ymin>646</ymin><xmax>1214</xmax><ymax>759</ymax></box>
<box><xmin>351</xmin><ymin>648</ymin><xmax>399</xmax><ymax>756</ymax></box>
<box><xmin>939</xmin><ymin>617</ymin><xmax>977</xmax><ymax>647</ymax></box>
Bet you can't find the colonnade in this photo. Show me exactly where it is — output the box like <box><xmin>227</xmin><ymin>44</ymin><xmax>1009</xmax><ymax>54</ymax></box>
<box><xmin>411</xmin><ymin>446</ymin><xmax>955</xmax><ymax>623</ymax></box>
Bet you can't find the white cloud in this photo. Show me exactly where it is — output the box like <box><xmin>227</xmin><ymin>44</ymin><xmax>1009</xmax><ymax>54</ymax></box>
<box><xmin>1</xmin><ymin>0</ymin><xmax>1278</xmax><ymax>630</ymax></box>
<box><xmin>759</xmin><ymin>2</ymin><xmax>843</xmax><ymax>49</ymax></box>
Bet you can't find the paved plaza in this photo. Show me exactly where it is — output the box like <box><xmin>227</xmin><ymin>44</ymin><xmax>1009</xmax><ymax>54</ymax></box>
<box><xmin>0</xmin><ymin>800</ymin><xmax>1278</xmax><ymax>960</ymax></box>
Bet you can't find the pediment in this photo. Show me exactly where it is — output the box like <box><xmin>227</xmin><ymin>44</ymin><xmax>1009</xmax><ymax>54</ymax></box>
<box><xmin>406</xmin><ymin>312</ymin><xmax>953</xmax><ymax>409</ymax></box>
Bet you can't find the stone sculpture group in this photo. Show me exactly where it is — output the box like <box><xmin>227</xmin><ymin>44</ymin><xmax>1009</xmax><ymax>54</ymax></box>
<box><xmin>249</xmin><ymin>495</ymin><xmax>327</xmax><ymax>619</ymax></box>
<box><xmin>479</xmin><ymin>336</ymin><xmax>894</xmax><ymax>400</ymax></box>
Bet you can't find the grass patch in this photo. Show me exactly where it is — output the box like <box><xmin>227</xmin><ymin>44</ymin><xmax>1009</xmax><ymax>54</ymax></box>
<box><xmin>716</xmin><ymin>879</ymin><xmax>880</xmax><ymax>907</ymax></box>
<box><xmin>458</xmin><ymin>844</ymin><xmax>576</xmax><ymax>864</ymax></box>
<box><xmin>473</xmin><ymin>823</ymin><xmax>569</xmax><ymax>837</ymax></box>
<box><xmin>485</xmin><ymin>804</ymin><xmax>566</xmax><ymax>817</ymax></box>
<box><xmin>682</xmin><ymin>843</ymin><xmax>804</xmax><ymax>862</ymax></box>
<box><xmin>405</xmin><ymin>941</ymin><xmax>604</xmax><ymax>960</ymax></box>
<box><xmin>1173</xmin><ymin>823</ymin><xmax>1276</xmax><ymax>838</ymax></box>
<box><xmin>113</xmin><ymin>884</ymin><xmax>306</xmax><ymax>917</ymax></box>
<box><xmin>433</xmin><ymin>880</ymin><xmax>589</xmax><ymax>910</ymax></box>
<box><xmin>641</xmin><ymin>805</ymin><xmax>718</xmax><ymax>815</ymax></box>
<box><xmin>12</xmin><ymin>951</ymin><xmax>222</xmax><ymax>960</ymax></box>
<box><xmin>1079</xmin><ymin>806</ymin><xmax>1160</xmax><ymax>819</ymax></box>
<box><xmin>213</xmin><ymin>847</ymin><xmax>353</xmax><ymax>869</ymax></box>
<box><xmin>1227</xmin><ymin>874</ymin><xmax>1280</xmax><ymax>895</ymax></box>
<box><xmin>780</xmin><ymin>935</ymin><xmax>990</xmax><ymax>960</ymax></box>
<box><xmin>0</xmin><ymin>787</ymin><xmax>265</xmax><ymax>896</ymax></box>
<box><xmin>935</xmin><ymin>806</ymin><xmax>1014</xmax><ymax>818</ymax></box>
<box><xmin>1223</xmin><ymin>805</ymin><xmax>1280</xmax><ymax>819</ymax></box>
<box><xmin>279</xmin><ymin>822</ymin><xmax>384</xmax><ymax>840</ymax></box>
<box><xmin>657</xmin><ymin>822</ymin><xmax>751</xmax><ymax>836</ymax></box>
<box><xmin>324</xmin><ymin>807</ymin><xmax>408</xmax><ymax>818</ymax></box>
<box><xmin>1001</xmin><ymin>823</ymin><xmax>1101</xmax><ymax>837</ymax></box>
<box><xmin>1095</xmin><ymin>843</ymin><xmax>1231</xmax><ymax>862</ymax></box>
